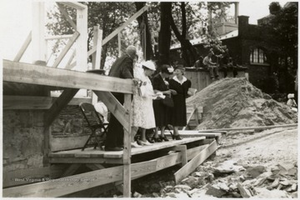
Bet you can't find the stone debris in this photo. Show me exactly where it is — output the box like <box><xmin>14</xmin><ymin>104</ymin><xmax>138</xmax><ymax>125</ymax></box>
<box><xmin>151</xmin><ymin>161</ymin><xmax>298</xmax><ymax>198</ymax></box>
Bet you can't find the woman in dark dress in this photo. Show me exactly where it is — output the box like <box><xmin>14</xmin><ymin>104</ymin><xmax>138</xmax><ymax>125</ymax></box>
<box><xmin>169</xmin><ymin>66</ymin><xmax>191</xmax><ymax>140</ymax></box>
<box><xmin>151</xmin><ymin>64</ymin><xmax>176</xmax><ymax>142</ymax></box>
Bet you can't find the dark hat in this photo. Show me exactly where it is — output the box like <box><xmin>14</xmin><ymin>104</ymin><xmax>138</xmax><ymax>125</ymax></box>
<box><xmin>175</xmin><ymin>65</ymin><xmax>185</xmax><ymax>73</ymax></box>
<box><xmin>161</xmin><ymin>64</ymin><xmax>174</xmax><ymax>74</ymax></box>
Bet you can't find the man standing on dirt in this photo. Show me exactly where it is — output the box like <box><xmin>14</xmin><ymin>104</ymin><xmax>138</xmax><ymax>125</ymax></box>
<box><xmin>104</xmin><ymin>45</ymin><xmax>138</xmax><ymax>151</ymax></box>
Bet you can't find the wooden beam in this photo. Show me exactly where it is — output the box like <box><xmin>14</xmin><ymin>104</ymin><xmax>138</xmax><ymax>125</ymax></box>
<box><xmin>65</xmin><ymin>50</ymin><xmax>76</xmax><ymax>70</ymax></box>
<box><xmin>50</xmin><ymin>135</ymin><xmax>90</xmax><ymax>152</ymax></box>
<box><xmin>45</xmin><ymin>89</ymin><xmax>79</xmax><ymax>126</ymax></box>
<box><xmin>3</xmin><ymin>165</ymin><xmax>65</xmax><ymax>188</ymax></box>
<box><xmin>45</xmin><ymin>34</ymin><xmax>73</xmax><ymax>40</ymax></box>
<box><xmin>198</xmin><ymin>123</ymin><xmax>298</xmax><ymax>132</ymax></box>
<box><xmin>93</xmin><ymin>91</ymin><xmax>130</xmax><ymax>131</ymax></box>
<box><xmin>52</xmin><ymin>32</ymin><xmax>80</xmax><ymax>68</ymax></box>
<box><xmin>76</xmin><ymin>3</ymin><xmax>88</xmax><ymax>71</ymax></box>
<box><xmin>173</xmin><ymin>145</ymin><xmax>187</xmax><ymax>166</ymax></box>
<box><xmin>87</xmin><ymin>5</ymin><xmax>149</xmax><ymax>56</ymax></box>
<box><xmin>59</xmin><ymin>2</ymin><xmax>87</xmax><ymax>10</ymax></box>
<box><xmin>61</xmin><ymin>164</ymin><xmax>82</xmax><ymax>177</ymax></box>
<box><xmin>123</xmin><ymin>94</ymin><xmax>132</xmax><ymax>197</ymax></box>
<box><xmin>5</xmin><ymin>143</ymin><xmax>213</xmax><ymax>197</ymax></box>
<box><xmin>174</xmin><ymin>140</ymin><xmax>218</xmax><ymax>183</ymax></box>
<box><xmin>3</xmin><ymin>60</ymin><xmax>134</xmax><ymax>94</ymax></box>
<box><xmin>14</xmin><ymin>31</ymin><xmax>32</xmax><ymax>62</ymax></box>
<box><xmin>32</xmin><ymin>2</ymin><xmax>46</xmax><ymax>62</ymax></box>
<box><xmin>57</xmin><ymin>3</ymin><xmax>77</xmax><ymax>30</ymax></box>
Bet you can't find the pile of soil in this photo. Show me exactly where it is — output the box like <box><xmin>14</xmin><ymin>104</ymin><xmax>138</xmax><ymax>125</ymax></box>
<box><xmin>187</xmin><ymin>78</ymin><xmax>297</xmax><ymax>129</ymax></box>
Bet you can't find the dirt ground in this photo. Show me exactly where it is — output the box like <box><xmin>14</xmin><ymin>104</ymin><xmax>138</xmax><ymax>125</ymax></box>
<box><xmin>217</xmin><ymin>127</ymin><xmax>298</xmax><ymax>168</ymax></box>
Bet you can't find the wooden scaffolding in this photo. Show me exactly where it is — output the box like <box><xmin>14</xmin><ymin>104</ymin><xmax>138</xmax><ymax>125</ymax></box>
<box><xmin>2</xmin><ymin>2</ymin><xmax>219</xmax><ymax>197</ymax></box>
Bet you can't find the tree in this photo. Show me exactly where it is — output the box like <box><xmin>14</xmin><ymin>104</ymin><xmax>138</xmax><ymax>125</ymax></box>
<box><xmin>260</xmin><ymin>2</ymin><xmax>298</xmax><ymax>92</ymax></box>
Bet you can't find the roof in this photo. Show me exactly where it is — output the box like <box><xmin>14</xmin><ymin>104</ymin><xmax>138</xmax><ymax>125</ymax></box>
<box><xmin>170</xmin><ymin>30</ymin><xmax>239</xmax><ymax>50</ymax></box>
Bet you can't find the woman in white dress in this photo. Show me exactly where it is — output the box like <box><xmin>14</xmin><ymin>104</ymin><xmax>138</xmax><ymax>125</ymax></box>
<box><xmin>131</xmin><ymin>60</ymin><xmax>158</xmax><ymax>147</ymax></box>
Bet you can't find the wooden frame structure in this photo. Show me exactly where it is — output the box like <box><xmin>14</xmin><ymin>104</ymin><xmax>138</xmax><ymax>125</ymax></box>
<box><xmin>2</xmin><ymin>2</ymin><xmax>219</xmax><ymax>197</ymax></box>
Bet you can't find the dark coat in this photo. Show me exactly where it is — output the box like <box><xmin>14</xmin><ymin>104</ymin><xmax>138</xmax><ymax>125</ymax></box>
<box><xmin>151</xmin><ymin>73</ymin><xmax>171</xmax><ymax>127</ymax></box>
<box><xmin>105</xmin><ymin>54</ymin><xmax>134</xmax><ymax>148</ymax></box>
<box><xmin>169</xmin><ymin>77</ymin><xmax>191</xmax><ymax>126</ymax></box>
<box><xmin>109</xmin><ymin>54</ymin><xmax>134</xmax><ymax>79</ymax></box>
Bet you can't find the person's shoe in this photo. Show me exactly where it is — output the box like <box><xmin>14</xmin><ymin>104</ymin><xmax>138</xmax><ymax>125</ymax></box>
<box><xmin>160</xmin><ymin>135</ymin><xmax>169</xmax><ymax>142</ymax></box>
<box><xmin>104</xmin><ymin>146</ymin><xmax>124</xmax><ymax>151</ymax></box>
<box><xmin>147</xmin><ymin>137</ymin><xmax>155</xmax><ymax>143</ymax></box>
<box><xmin>152</xmin><ymin>136</ymin><xmax>162</xmax><ymax>142</ymax></box>
<box><xmin>172</xmin><ymin>135</ymin><xmax>182</xmax><ymax>140</ymax></box>
<box><xmin>139</xmin><ymin>140</ymin><xmax>153</xmax><ymax>146</ymax></box>
<box><xmin>131</xmin><ymin>141</ymin><xmax>142</xmax><ymax>148</ymax></box>
<box><xmin>136</xmin><ymin>139</ymin><xmax>143</xmax><ymax>146</ymax></box>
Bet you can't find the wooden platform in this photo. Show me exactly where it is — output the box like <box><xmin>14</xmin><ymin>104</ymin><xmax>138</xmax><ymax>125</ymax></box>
<box><xmin>49</xmin><ymin>137</ymin><xmax>206</xmax><ymax>164</ymax></box>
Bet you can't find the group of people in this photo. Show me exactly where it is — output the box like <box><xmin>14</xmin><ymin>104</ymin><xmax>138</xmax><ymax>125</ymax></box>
<box><xmin>196</xmin><ymin>46</ymin><xmax>244</xmax><ymax>80</ymax></box>
<box><xmin>104</xmin><ymin>45</ymin><xmax>191</xmax><ymax>151</ymax></box>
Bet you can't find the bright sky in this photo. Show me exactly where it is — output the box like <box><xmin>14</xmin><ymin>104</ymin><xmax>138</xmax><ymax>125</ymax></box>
<box><xmin>0</xmin><ymin>0</ymin><xmax>289</xmax><ymax>62</ymax></box>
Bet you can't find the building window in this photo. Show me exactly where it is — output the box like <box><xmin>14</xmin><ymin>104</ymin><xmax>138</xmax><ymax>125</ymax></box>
<box><xmin>250</xmin><ymin>48</ymin><xmax>268</xmax><ymax>64</ymax></box>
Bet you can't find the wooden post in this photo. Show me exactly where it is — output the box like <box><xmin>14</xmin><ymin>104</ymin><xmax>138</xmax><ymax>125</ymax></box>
<box><xmin>32</xmin><ymin>2</ymin><xmax>46</xmax><ymax>63</ymax></box>
<box><xmin>76</xmin><ymin>4</ymin><xmax>88</xmax><ymax>71</ymax></box>
<box><xmin>123</xmin><ymin>94</ymin><xmax>132</xmax><ymax>197</ymax></box>
<box><xmin>14</xmin><ymin>31</ymin><xmax>32</xmax><ymax>62</ymax></box>
<box><xmin>118</xmin><ymin>33</ymin><xmax>122</xmax><ymax>57</ymax></box>
<box><xmin>91</xmin><ymin>26</ymin><xmax>103</xmax><ymax>105</ymax></box>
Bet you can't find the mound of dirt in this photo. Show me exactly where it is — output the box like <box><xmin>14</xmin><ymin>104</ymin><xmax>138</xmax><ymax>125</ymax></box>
<box><xmin>187</xmin><ymin>78</ymin><xmax>297</xmax><ymax>129</ymax></box>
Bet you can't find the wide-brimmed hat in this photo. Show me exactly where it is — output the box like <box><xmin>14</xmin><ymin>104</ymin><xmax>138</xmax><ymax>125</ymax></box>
<box><xmin>141</xmin><ymin>60</ymin><xmax>156</xmax><ymax>71</ymax></box>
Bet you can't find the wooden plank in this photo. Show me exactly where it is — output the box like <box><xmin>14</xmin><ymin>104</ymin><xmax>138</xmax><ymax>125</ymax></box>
<box><xmin>123</xmin><ymin>94</ymin><xmax>132</xmax><ymax>197</ymax></box>
<box><xmin>3</xmin><ymin>159</ymin><xmax>156</xmax><ymax>197</ymax></box>
<box><xmin>45</xmin><ymin>89</ymin><xmax>79</xmax><ymax>126</ymax></box>
<box><xmin>65</xmin><ymin>50</ymin><xmax>76</xmax><ymax>70</ymax></box>
<box><xmin>87</xmin><ymin>5</ymin><xmax>149</xmax><ymax>57</ymax></box>
<box><xmin>198</xmin><ymin>124</ymin><xmax>298</xmax><ymax>132</ymax></box>
<box><xmin>49</xmin><ymin>157</ymin><xmax>123</xmax><ymax>164</ymax></box>
<box><xmin>103</xmin><ymin>137</ymin><xmax>206</xmax><ymax>158</ymax></box>
<box><xmin>3</xmin><ymin>165</ymin><xmax>66</xmax><ymax>188</ymax></box>
<box><xmin>61</xmin><ymin>164</ymin><xmax>81</xmax><ymax>177</ymax></box>
<box><xmin>174</xmin><ymin>145</ymin><xmax>187</xmax><ymax>166</ymax></box>
<box><xmin>5</xmin><ymin>143</ymin><xmax>212</xmax><ymax>197</ymax></box>
<box><xmin>3</xmin><ymin>60</ymin><xmax>134</xmax><ymax>94</ymax></box>
<box><xmin>94</xmin><ymin>91</ymin><xmax>130</xmax><ymax>132</ymax></box>
<box><xmin>14</xmin><ymin>31</ymin><xmax>32</xmax><ymax>62</ymax></box>
<box><xmin>174</xmin><ymin>140</ymin><xmax>218</xmax><ymax>183</ymax></box>
<box><xmin>50</xmin><ymin>135</ymin><xmax>90</xmax><ymax>152</ymax></box>
<box><xmin>85</xmin><ymin>164</ymin><xmax>105</xmax><ymax>171</ymax></box>
<box><xmin>57</xmin><ymin>3</ymin><xmax>77</xmax><ymax>30</ymax></box>
<box><xmin>76</xmin><ymin>3</ymin><xmax>88</xmax><ymax>71</ymax></box>
<box><xmin>32</xmin><ymin>2</ymin><xmax>46</xmax><ymax>62</ymax></box>
<box><xmin>52</xmin><ymin>32</ymin><xmax>80</xmax><ymax>68</ymax></box>
<box><xmin>59</xmin><ymin>2</ymin><xmax>87</xmax><ymax>10</ymax></box>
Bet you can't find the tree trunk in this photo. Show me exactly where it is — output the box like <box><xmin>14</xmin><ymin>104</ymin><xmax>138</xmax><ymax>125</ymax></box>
<box><xmin>169</xmin><ymin>3</ymin><xmax>197</xmax><ymax>66</ymax></box>
<box><xmin>158</xmin><ymin>2</ymin><xmax>172</xmax><ymax>65</ymax></box>
<box><xmin>135</xmin><ymin>2</ymin><xmax>154</xmax><ymax>60</ymax></box>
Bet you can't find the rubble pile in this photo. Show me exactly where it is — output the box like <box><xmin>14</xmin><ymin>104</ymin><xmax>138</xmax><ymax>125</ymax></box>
<box><xmin>187</xmin><ymin>78</ymin><xmax>297</xmax><ymax>129</ymax></box>
<box><xmin>132</xmin><ymin>160</ymin><xmax>297</xmax><ymax>198</ymax></box>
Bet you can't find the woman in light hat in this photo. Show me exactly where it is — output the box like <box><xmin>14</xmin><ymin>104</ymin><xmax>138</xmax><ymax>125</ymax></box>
<box><xmin>169</xmin><ymin>65</ymin><xmax>191</xmax><ymax>140</ymax></box>
<box><xmin>131</xmin><ymin>60</ymin><xmax>158</xmax><ymax>147</ymax></box>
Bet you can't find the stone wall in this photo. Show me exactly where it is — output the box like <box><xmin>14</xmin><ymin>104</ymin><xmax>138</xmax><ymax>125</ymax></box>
<box><xmin>3</xmin><ymin>110</ymin><xmax>45</xmax><ymax>172</ymax></box>
<box><xmin>3</xmin><ymin>105</ymin><xmax>89</xmax><ymax>172</ymax></box>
